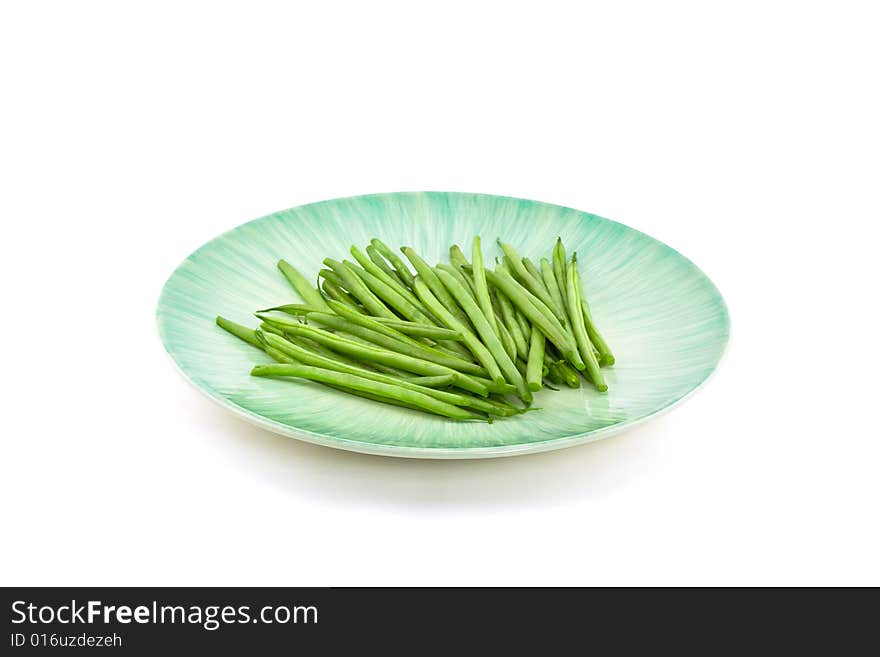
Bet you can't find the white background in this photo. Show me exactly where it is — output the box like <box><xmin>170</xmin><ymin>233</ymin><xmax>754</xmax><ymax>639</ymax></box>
<box><xmin>2</xmin><ymin>1</ymin><xmax>878</xmax><ymax>586</ymax></box>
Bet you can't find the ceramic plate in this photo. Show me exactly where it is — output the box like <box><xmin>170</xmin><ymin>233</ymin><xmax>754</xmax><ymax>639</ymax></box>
<box><xmin>157</xmin><ymin>192</ymin><xmax>729</xmax><ymax>458</ymax></box>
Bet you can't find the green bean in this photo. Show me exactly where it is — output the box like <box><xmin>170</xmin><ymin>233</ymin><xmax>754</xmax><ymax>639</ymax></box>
<box><xmin>318</xmin><ymin>268</ymin><xmax>345</xmax><ymax>287</ymax></box>
<box><xmin>554</xmin><ymin>361</ymin><xmax>581</xmax><ymax>388</ymax></box>
<box><xmin>346</xmin><ymin>260</ymin><xmax>436</xmax><ymax>324</ymax></box>
<box><xmin>540</xmin><ymin>257</ymin><xmax>568</xmax><ymax>327</ymax></box>
<box><xmin>252</xmin><ymin>363</ymin><xmax>481</xmax><ymax>420</ymax></box>
<box><xmin>286</xmin><ymin>334</ymin><xmax>379</xmax><ymax>373</ymax></box>
<box><xmin>573</xmin><ymin>263</ymin><xmax>615</xmax><ymax>367</ymax></box>
<box><xmin>322</xmin><ymin>258</ymin><xmax>397</xmax><ymax>319</ymax></box>
<box><xmin>480</xmin><ymin>380</ymin><xmax>518</xmax><ymax>395</ymax></box>
<box><xmin>370</xmin><ymin>238</ymin><xmax>416</xmax><ymax>289</ymax></box>
<box><xmin>265</xmin><ymin>346</ymin><xmax>295</xmax><ymax>364</ymax></box>
<box><xmin>318</xmin><ymin>270</ymin><xmax>367</xmax><ymax>313</ymax></box>
<box><xmin>553</xmin><ymin>238</ymin><xmax>569</xmax><ymax>314</ymax></box>
<box><xmin>496</xmin><ymin>291</ymin><xmax>529</xmax><ymax>360</ymax></box>
<box><xmin>516</xmin><ymin>307</ymin><xmax>531</xmax><ymax>341</ymax></box>
<box><xmin>259</xmin><ymin>321</ymin><xmax>288</xmax><ymax>338</ymax></box>
<box><xmin>318</xmin><ymin>275</ymin><xmax>364</xmax><ymax>314</ymax></box>
<box><xmin>431</xmin><ymin>338</ymin><xmax>475</xmax><ymax>361</ymax></box>
<box><xmin>497</xmin><ymin>241</ymin><xmax>567</xmax><ymax>323</ymax></box>
<box><xmin>328</xmin><ymin>264</ymin><xmax>470</xmax><ymax>359</ymax></box>
<box><xmin>449</xmin><ymin>244</ymin><xmax>470</xmax><ymax>269</ymax></box>
<box><xmin>350</xmin><ymin>246</ymin><xmax>434</xmax><ymax>322</ymax></box>
<box><xmin>262</xmin><ymin>334</ymin><xmax>516</xmax><ymax>417</ymax></box>
<box><xmin>216</xmin><ymin>316</ymin><xmax>262</xmax><ymax>349</ymax></box>
<box><xmin>471</xmin><ymin>236</ymin><xmax>500</xmax><ymax>341</ymax></box>
<box><xmin>327</xmin><ymin>385</ymin><xmax>432</xmax><ymax>413</ymax></box>
<box><xmin>371</xmin><ymin>317</ymin><xmax>464</xmax><ymax>341</ymax></box>
<box><xmin>436</xmin><ymin>263</ymin><xmax>477</xmax><ymax>301</ymax></box>
<box><xmin>257</xmin><ymin>303</ymin><xmax>325</xmax><ymax>316</ymax></box>
<box><xmin>522</xmin><ymin>257</ymin><xmax>544</xmax><ymax>288</ymax></box>
<box><xmin>407</xmin><ymin>375</ymin><xmax>456</xmax><ymax>388</ymax></box>
<box><xmin>402</xmin><ymin>247</ymin><xmax>470</xmax><ymax>324</ymax></box>
<box><xmin>279</xmin><ymin>323</ymin><xmax>489</xmax><ymax>396</ymax></box>
<box><xmin>353</xmin><ymin>260</ymin><xmax>474</xmax><ymax>360</ymax></box>
<box><xmin>526</xmin><ymin>329</ymin><xmax>545</xmax><ymax>392</ymax></box>
<box><xmin>566</xmin><ymin>254</ymin><xmax>606</xmax><ymax>391</ymax></box>
<box><xmin>492</xmin><ymin>257</ymin><xmax>542</xmax><ymax>347</ymax></box>
<box><xmin>264</xmin><ymin>332</ymin><xmax>412</xmax><ymax>383</ymax></box>
<box><xmin>324</xmin><ymin>331</ymin><xmax>424</xmax><ymax>378</ymax></box>
<box><xmin>494</xmin><ymin>312</ymin><xmax>518</xmax><ymax>362</ymax></box>
<box><xmin>484</xmin><ymin>267</ymin><xmax>582</xmax><ymax>369</ymax></box>
<box><xmin>366</xmin><ymin>244</ymin><xmax>406</xmax><ymax>287</ymax></box>
<box><xmin>324</xmin><ymin>299</ymin><xmax>421</xmax><ymax>343</ymax></box>
<box><xmin>254</xmin><ymin>313</ymin><xmax>307</xmax><ymax>332</ymax></box>
<box><xmin>411</xmin><ymin>276</ymin><xmax>505</xmax><ymax>386</ymax></box>
<box><xmin>263</xmin><ymin>336</ymin><xmax>420</xmax><ymax>398</ymax></box>
<box><xmin>277</xmin><ymin>260</ymin><xmax>331</xmax><ymax>311</ymax></box>
<box><xmin>307</xmin><ymin>311</ymin><xmax>488</xmax><ymax>376</ymax></box>
<box><xmin>547</xmin><ymin>363</ymin><xmax>565</xmax><ymax>386</ymax></box>
<box><xmin>435</xmin><ymin>268</ymin><xmax>531</xmax><ymax>401</ymax></box>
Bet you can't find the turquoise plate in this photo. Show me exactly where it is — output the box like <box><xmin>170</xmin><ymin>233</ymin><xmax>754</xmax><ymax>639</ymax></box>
<box><xmin>157</xmin><ymin>192</ymin><xmax>729</xmax><ymax>458</ymax></box>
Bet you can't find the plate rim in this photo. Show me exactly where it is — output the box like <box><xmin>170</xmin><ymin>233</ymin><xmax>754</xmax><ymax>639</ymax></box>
<box><xmin>156</xmin><ymin>190</ymin><xmax>731</xmax><ymax>459</ymax></box>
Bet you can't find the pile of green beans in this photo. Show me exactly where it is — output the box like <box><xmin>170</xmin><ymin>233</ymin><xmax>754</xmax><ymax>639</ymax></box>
<box><xmin>215</xmin><ymin>237</ymin><xmax>614</xmax><ymax>422</ymax></box>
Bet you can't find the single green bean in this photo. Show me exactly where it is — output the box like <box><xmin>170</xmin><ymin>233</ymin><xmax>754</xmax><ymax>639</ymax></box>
<box><xmin>277</xmin><ymin>260</ymin><xmax>331</xmax><ymax>311</ymax></box>
<box><xmin>497</xmin><ymin>241</ymin><xmax>567</xmax><ymax>323</ymax></box>
<box><xmin>216</xmin><ymin>316</ymin><xmax>262</xmax><ymax>349</ymax></box>
<box><xmin>280</xmin><ymin>323</ymin><xmax>488</xmax><ymax>396</ymax></box>
<box><xmin>566</xmin><ymin>254</ymin><xmax>606</xmax><ymax>391</ymax></box>
<box><xmin>435</xmin><ymin>268</ymin><xmax>531</xmax><ymax>401</ymax></box>
<box><xmin>411</xmin><ymin>277</ymin><xmax>505</xmax><ymax>386</ymax></box>
<box><xmin>553</xmin><ymin>238</ymin><xmax>569</xmax><ymax>314</ymax></box>
<box><xmin>547</xmin><ymin>363</ymin><xmax>565</xmax><ymax>386</ymax></box>
<box><xmin>323</xmin><ymin>258</ymin><xmax>397</xmax><ymax>319</ymax></box>
<box><xmin>471</xmin><ymin>236</ymin><xmax>500</xmax><ymax>341</ymax></box>
<box><xmin>526</xmin><ymin>329</ymin><xmax>545</xmax><ymax>392</ymax></box>
<box><xmin>371</xmin><ymin>238</ymin><xmax>416</xmax><ymax>289</ymax></box>
<box><xmin>407</xmin><ymin>375</ymin><xmax>456</xmax><ymax>388</ymax></box>
<box><xmin>449</xmin><ymin>244</ymin><xmax>470</xmax><ymax>269</ymax></box>
<box><xmin>252</xmin><ymin>363</ymin><xmax>480</xmax><ymax>420</ymax></box>
<box><xmin>573</xmin><ymin>263</ymin><xmax>615</xmax><ymax>367</ymax></box>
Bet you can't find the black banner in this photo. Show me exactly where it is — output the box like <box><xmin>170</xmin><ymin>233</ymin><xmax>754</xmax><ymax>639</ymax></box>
<box><xmin>1</xmin><ymin>587</ymin><xmax>872</xmax><ymax>653</ymax></box>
